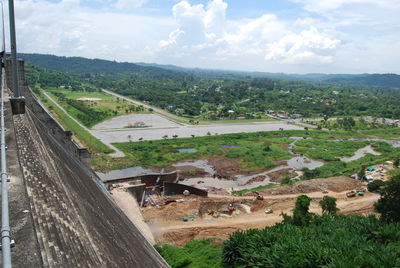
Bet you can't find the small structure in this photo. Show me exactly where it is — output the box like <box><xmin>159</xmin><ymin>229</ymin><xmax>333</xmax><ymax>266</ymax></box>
<box><xmin>367</xmin><ymin>166</ymin><xmax>376</xmax><ymax>171</ymax></box>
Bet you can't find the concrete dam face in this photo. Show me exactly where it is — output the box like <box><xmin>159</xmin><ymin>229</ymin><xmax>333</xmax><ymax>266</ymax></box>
<box><xmin>6</xmin><ymin>59</ymin><xmax>169</xmax><ymax>267</ymax></box>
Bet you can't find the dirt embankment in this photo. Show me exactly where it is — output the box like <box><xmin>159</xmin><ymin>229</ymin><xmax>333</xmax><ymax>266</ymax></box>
<box><xmin>207</xmin><ymin>157</ymin><xmax>240</xmax><ymax>179</ymax></box>
<box><xmin>175</xmin><ymin>165</ymin><xmax>211</xmax><ymax>179</ymax></box>
<box><xmin>250</xmin><ymin>176</ymin><xmax>365</xmax><ymax>196</ymax></box>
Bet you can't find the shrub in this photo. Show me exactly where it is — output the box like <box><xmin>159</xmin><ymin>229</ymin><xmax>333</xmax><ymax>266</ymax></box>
<box><xmin>375</xmin><ymin>175</ymin><xmax>400</xmax><ymax>222</ymax></box>
<box><xmin>319</xmin><ymin>196</ymin><xmax>339</xmax><ymax>215</ymax></box>
<box><xmin>368</xmin><ymin>180</ymin><xmax>385</xmax><ymax>192</ymax></box>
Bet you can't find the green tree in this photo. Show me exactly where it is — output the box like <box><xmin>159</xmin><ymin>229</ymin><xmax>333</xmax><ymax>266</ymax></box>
<box><xmin>319</xmin><ymin>196</ymin><xmax>339</xmax><ymax>215</ymax></box>
<box><xmin>394</xmin><ymin>158</ymin><xmax>400</xmax><ymax>168</ymax></box>
<box><xmin>367</xmin><ymin>180</ymin><xmax>385</xmax><ymax>192</ymax></box>
<box><xmin>293</xmin><ymin>195</ymin><xmax>313</xmax><ymax>226</ymax></box>
<box><xmin>375</xmin><ymin>175</ymin><xmax>400</xmax><ymax>222</ymax></box>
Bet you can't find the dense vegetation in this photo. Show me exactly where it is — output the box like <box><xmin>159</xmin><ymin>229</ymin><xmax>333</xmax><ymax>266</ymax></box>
<box><xmin>22</xmin><ymin>53</ymin><xmax>400</xmax><ymax>119</ymax></box>
<box><xmin>155</xmin><ymin>239</ymin><xmax>222</xmax><ymax>268</ymax></box>
<box><xmin>222</xmin><ymin>215</ymin><xmax>399</xmax><ymax>267</ymax></box>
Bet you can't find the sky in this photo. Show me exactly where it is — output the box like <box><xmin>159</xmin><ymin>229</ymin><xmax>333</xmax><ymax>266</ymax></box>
<box><xmin>4</xmin><ymin>0</ymin><xmax>400</xmax><ymax>73</ymax></box>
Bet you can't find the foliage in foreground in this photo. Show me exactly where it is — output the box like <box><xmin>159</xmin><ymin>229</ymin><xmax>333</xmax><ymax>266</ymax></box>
<box><xmin>375</xmin><ymin>174</ymin><xmax>400</xmax><ymax>222</ymax></box>
<box><xmin>222</xmin><ymin>215</ymin><xmax>400</xmax><ymax>268</ymax></box>
<box><xmin>155</xmin><ymin>239</ymin><xmax>222</xmax><ymax>268</ymax></box>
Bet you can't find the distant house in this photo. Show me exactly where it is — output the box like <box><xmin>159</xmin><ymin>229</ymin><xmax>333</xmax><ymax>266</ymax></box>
<box><xmin>175</xmin><ymin>108</ymin><xmax>185</xmax><ymax>115</ymax></box>
<box><xmin>265</xmin><ymin>110</ymin><xmax>274</xmax><ymax>114</ymax></box>
<box><xmin>290</xmin><ymin>114</ymin><xmax>303</xmax><ymax>119</ymax></box>
<box><xmin>167</xmin><ymin>105</ymin><xmax>174</xmax><ymax>110</ymax></box>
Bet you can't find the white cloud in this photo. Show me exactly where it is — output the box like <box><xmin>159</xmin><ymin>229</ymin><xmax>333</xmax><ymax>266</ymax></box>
<box><xmin>12</xmin><ymin>0</ymin><xmax>174</xmax><ymax>62</ymax></box>
<box><xmin>266</xmin><ymin>27</ymin><xmax>341</xmax><ymax>64</ymax></box>
<box><xmin>8</xmin><ymin>0</ymin><xmax>400</xmax><ymax>73</ymax></box>
<box><xmin>159</xmin><ymin>1</ymin><xmax>341</xmax><ymax>67</ymax></box>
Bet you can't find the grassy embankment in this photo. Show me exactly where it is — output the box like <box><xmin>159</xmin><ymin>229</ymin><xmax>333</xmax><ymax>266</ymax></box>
<box><xmin>34</xmin><ymin>89</ymin><xmax>113</xmax><ymax>154</ymax></box>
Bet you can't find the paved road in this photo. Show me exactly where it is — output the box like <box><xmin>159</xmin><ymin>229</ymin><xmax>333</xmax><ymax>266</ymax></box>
<box><xmin>43</xmin><ymin>92</ymin><xmax>125</xmax><ymax>157</ymax></box>
<box><xmin>92</xmin><ymin>121</ymin><xmax>303</xmax><ymax>143</ymax></box>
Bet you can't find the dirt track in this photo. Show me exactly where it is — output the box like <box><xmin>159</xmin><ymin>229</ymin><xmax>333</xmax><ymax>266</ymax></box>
<box><xmin>142</xmin><ymin>176</ymin><xmax>379</xmax><ymax>246</ymax></box>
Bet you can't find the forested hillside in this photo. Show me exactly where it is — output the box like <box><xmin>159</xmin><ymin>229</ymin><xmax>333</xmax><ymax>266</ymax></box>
<box><xmin>21</xmin><ymin>53</ymin><xmax>400</xmax><ymax>118</ymax></box>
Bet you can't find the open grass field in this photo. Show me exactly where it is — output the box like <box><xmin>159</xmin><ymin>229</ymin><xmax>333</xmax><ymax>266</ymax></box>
<box><xmin>46</xmin><ymin>88</ymin><xmax>148</xmax><ymax>128</ymax></box>
<box><xmin>112</xmin><ymin>132</ymin><xmax>294</xmax><ymax>170</ymax></box>
<box><xmin>35</xmin><ymin>90</ymin><xmax>114</xmax><ymax>154</ymax></box>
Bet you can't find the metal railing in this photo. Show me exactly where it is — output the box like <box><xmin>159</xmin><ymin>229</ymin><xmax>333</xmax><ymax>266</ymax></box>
<box><xmin>1</xmin><ymin>64</ymin><xmax>11</xmax><ymax>268</ymax></box>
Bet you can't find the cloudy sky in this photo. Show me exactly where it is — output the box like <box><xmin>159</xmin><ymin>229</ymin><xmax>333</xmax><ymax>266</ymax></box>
<box><xmin>6</xmin><ymin>0</ymin><xmax>400</xmax><ymax>73</ymax></box>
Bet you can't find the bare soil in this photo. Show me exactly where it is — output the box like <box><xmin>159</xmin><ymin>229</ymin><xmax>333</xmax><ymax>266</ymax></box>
<box><xmin>207</xmin><ymin>157</ymin><xmax>241</xmax><ymax>179</ymax></box>
<box><xmin>77</xmin><ymin>97</ymin><xmax>102</xmax><ymax>101</ymax></box>
<box><xmin>268</xmin><ymin>168</ymin><xmax>296</xmax><ymax>183</ymax></box>
<box><xmin>250</xmin><ymin>176</ymin><xmax>365</xmax><ymax>196</ymax></box>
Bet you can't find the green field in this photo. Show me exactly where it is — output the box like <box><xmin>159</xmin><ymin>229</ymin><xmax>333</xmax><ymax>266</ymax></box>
<box><xmin>34</xmin><ymin>89</ymin><xmax>114</xmax><ymax>154</ymax></box>
<box><xmin>46</xmin><ymin>88</ymin><xmax>148</xmax><ymax>128</ymax></box>
<box><xmin>112</xmin><ymin>132</ymin><xmax>294</xmax><ymax>171</ymax></box>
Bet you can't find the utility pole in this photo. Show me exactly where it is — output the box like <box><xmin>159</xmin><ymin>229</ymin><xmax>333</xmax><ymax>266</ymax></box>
<box><xmin>8</xmin><ymin>0</ymin><xmax>25</xmax><ymax>114</ymax></box>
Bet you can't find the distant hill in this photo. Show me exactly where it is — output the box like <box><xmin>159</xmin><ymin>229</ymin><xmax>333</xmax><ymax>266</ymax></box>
<box><xmin>19</xmin><ymin>53</ymin><xmax>184</xmax><ymax>78</ymax></box>
<box><xmin>139</xmin><ymin>62</ymin><xmax>400</xmax><ymax>88</ymax></box>
<box><xmin>322</xmin><ymin>73</ymin><xmax>400</xmax><ymax>88</ymax></box>
<box><xmin>19</xmin><ymin>53</ymin><xmax>400</xmax><ymax>88</ymax></box>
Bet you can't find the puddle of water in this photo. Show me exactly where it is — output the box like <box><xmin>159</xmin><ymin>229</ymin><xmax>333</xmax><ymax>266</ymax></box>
<box><xmin>96</xmin><ymin>166</ymin><xmax>155</xmax><ymax>181</ymax></box>
<box><xmin>218</xmin><ymin>145</ymin><xmax>239</xmax><ymax>149</ymax></box>
<box><xmin>340</xmin><ymin>145</ymin><xmax>381</xmax><ymax>162</ymax></box>
<box><xmin>173</xmin><ymin>160</ymin><xmax>215</xmax><ymax>174</ymax></box>
<box><xmin>235</xmin><ymin>156</ymin><xmax>323</xmax><ymax>187</ymax></box>
<box><xmin>177</xmin><ymin>148</ymin><xmax>198</xmax><ymax>153</ymax></box>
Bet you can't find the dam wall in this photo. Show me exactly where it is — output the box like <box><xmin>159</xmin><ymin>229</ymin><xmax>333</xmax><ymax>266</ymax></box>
<box><xmin>5</xmin><ymin>58</ymin><xmax>90</xmax><ymax>167</ymax></box>
<box><xmin>7</xmin><ymin>58</ymin><xmax>169</xmax><ymax>267</ymax></box>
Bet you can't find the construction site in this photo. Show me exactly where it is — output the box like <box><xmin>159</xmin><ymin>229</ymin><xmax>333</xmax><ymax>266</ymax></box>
<box><xmin>106</xmin><ymin>158</ymin><xmax>394</xmax><ymax>247</ymax></box>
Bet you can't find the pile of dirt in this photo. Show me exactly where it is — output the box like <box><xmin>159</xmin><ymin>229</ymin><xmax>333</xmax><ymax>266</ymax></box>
<box><xmin>268</xmin><ymin>168</ymin><xmax>295</xmax><ymax>183</ymax></box>
<box><xmin>252</xmin><ymin>176</ymin><xmax>364</xmax><ymax>196</ymax></box>
<box><xmin>158</xmin><ymin>226</ymin><xmax>243</xmax><ymax>247</ymax></box>
<box><xmin>175</xmin><ymin>165</ymin><xmax>211</xmax><ymax>179</ymax></box>
<box><xmin>143</xmin><ymin>198</ymin><xmax>202</xmax><ymax>221</ymax></box>
<box><xmin>241</xmin><ymin>175</ymin><xmax>266</xmax><ymax>186</ymax></box>
<box><xmin>198</xmin><ymin>199</ymin><xmax>252</xmax><ymax>217</ymax></box>
<box><xmin>207</xmin><ymin>157</ymin><xmax>241</xmax><ymax>179</ymax></box>
<box><xmin>203</xmin><ymin>187</ymin><xmax>230</xmax><ymax>195</ymax></box>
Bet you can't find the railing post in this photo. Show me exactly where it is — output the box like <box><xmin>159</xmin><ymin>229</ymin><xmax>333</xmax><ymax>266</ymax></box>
<box><xmin>8</xmin><ymin>0</ymin><xmax>24</xmax><ymax>115</ymax></box>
